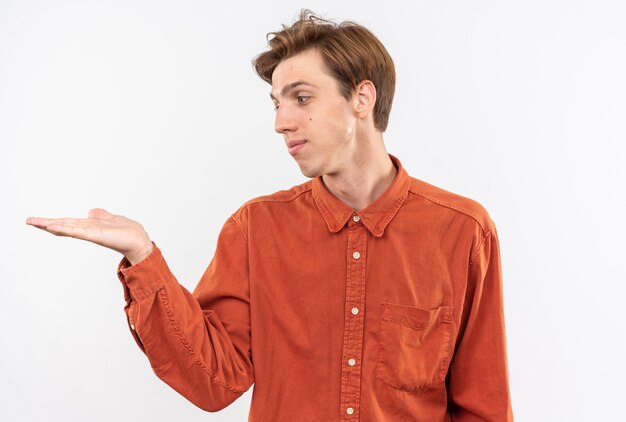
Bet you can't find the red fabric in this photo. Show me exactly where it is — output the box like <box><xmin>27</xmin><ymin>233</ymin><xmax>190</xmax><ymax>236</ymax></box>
<box><xmin>117</xmin><ymin>155</ymin><xmax>513</xmax><ymax>421</ymax></box>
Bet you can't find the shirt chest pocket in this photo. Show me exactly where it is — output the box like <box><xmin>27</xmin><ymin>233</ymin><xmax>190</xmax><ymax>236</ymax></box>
<box><xmin>376</xmin><ymin>302</ymin><xmax>454</xmax><ymax>392</ymax></box>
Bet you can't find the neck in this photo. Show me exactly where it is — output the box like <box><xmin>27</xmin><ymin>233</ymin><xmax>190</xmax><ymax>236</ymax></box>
<box><xmin>321</xmin><ymin>134</ymin><xmax>397</xmax><ymax>211</ymax></box>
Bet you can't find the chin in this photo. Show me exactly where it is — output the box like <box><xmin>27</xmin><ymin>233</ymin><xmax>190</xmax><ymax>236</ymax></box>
<box><xmin>297</xmin><ymin>161</ymin><xmax>323</xmax><ymax>179</ymax></box>
<box><xmin>300</xmin><ymin>168</ymin><xmax>321</xmax><ymax>179</ymax></box>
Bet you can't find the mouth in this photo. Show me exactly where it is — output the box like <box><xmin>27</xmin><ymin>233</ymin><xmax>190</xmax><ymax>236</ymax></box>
<box><xmin>287</xmin><ymin>140</ymin><xmax>307</xmax><ymax>156</ymax></box>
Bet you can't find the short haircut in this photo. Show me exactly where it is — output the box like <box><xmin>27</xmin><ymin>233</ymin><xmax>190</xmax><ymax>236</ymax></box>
<box><xmin>253</xmin><ymin>10</ymin><xmax>396</xmax><ymax>132</ymax></box>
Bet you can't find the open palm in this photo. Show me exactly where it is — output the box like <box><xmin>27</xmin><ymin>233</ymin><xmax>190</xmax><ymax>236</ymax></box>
<box><xmin>26</xmin><ymin>208</ymin><xmax>153</xmax><ymax>264</ymax></box>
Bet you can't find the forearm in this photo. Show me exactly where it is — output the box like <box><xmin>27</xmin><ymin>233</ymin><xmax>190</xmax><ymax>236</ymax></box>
<box><xmin>118</xmin><ymin>244</ymin><xmax>253</xmax><ymax>412</ymax></box>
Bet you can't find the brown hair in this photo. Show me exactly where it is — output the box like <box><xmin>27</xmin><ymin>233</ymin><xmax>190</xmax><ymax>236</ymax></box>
<box><xmin>253</xmin><ymin>10</ymin><xmax>396</xmax><ymax>132</ymax></box>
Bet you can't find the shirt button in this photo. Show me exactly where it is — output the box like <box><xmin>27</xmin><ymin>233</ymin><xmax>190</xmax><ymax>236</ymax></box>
<box><xmin>352</xmin><ymin>215</ymin><xmax>360</xmax><ymax>222</ymax></box>
<box><xmin>351</xmin><ymin>307</ymin><xmax>359</xmax><ymax>315</ymax></box>
<box><xmin>130</xmin><ymin>324</ymin><xmax>136</xmax><ymax>330</ymax></box>
<box><xmin>352</xmin><ymin>251</ymin><xmax>361</xmax><ymax>259</ymax></box>
<box><xmin>348</xmin><ymin>358</ymin><xmax>356</xmax><ymax>366</ymax></box>
<box><xmin>346</xmin><ymin>407</ymin><xmax>354</xmax><ymax>415</ymax></box>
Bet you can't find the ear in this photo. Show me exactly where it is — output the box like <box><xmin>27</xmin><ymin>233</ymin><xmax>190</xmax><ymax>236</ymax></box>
<box><xmin>352</xmin><ymin>80</ymin><xmax>377</xmax><ymax>119</ymax></box>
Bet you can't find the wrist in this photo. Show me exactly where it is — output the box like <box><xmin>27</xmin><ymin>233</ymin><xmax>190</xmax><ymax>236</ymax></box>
<box><xmin>126</xmin><ymin>241</ymin><xmax>154</xmax><ymax>266</ymax></box>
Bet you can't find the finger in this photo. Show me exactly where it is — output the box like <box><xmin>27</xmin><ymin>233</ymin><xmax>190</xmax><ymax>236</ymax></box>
<box><xmin>26</xmin><ymin>221</ymin><xmax>74</xmax><ymax>237</ymax></box>
<box><xmin>26</xmin><ymin>217</ymin><xmax>54</xmax><ymax>226</ymax></box>
<box><xmin>25</xmin><ymin>217</ymin><xmax>80</xmax><ymax>234</ymax></box>
<box><xmin>29</xmin><ymin>224</ymin><xmax>58</xmax><ymax>233</ymax></box>
<box><xmin>28</xmin><ymin>219</ymin><xmax>96</xmax><ymax>242</ymax></box>
<box><xmin>26</xmin><ymin>217</ymin><xmax>80</xmax><ymax>226</ymax></box>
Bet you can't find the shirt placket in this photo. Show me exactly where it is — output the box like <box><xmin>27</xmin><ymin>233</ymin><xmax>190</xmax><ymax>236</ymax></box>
<box><xmin>339</xmin><ymin>213</ymin><xmax>368</xmax><ymax>420</ymax></box>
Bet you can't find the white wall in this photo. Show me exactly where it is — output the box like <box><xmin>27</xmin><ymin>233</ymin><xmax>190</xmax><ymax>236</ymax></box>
<box><xmin>2</xmin><ymin>1</ymin><xmax>625</xmax><ymax>420</ymax></box>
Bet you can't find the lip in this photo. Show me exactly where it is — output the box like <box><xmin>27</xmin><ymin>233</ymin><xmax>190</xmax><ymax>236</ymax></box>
<box><xmin>287</xmin><ymin>140</ymin><xmax>307</xmax><ymax>156</ymax></box>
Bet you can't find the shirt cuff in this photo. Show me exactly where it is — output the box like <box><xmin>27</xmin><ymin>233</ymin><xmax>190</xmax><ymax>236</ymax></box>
<box><xmin>116</xmin><ymin>242</ymin><xmax>173</xmax><ymax>302</ymax></box>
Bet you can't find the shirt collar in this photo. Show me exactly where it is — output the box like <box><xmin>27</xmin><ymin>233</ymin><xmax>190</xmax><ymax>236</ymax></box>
<box><xmin>311</xmin><ymin>154</ymin><xmax>410</xmax><ymax>237</ymax></box>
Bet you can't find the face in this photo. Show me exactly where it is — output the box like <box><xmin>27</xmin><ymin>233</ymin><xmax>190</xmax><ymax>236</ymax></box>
<box><xmin>271</xmin><ymin>49</ymin><xmax>358</xmax><ymax>178</ymax></box>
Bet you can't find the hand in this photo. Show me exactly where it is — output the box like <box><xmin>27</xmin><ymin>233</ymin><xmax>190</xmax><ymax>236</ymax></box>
<box><xmin>26</xmin><ymin>208</ymin><xmax>153</xmax><ymax>265</ymax></box>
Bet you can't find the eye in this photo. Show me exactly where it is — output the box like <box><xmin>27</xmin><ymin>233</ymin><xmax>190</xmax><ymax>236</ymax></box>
<box><xmin>297</xmin><ymin>96</ymin><xmax>311</xmax><ymax>104</ymax></box>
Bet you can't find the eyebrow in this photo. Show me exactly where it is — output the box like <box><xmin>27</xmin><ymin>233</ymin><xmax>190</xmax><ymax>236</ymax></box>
<box><xmin>270</xmin><ymin>81</ymin><xmax>318</xmax><ymax>101</ymax></box>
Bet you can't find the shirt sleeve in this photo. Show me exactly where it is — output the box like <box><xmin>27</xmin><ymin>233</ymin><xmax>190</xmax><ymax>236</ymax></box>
<box><xmin>447</xmin><ymin>224</ymin><xmax>514</xmax><ymax>421</ymax></box>
<box><xmin>116</xmin><ymin>216</ymin><xmax>253</xmax><ymax>412</ymax></box>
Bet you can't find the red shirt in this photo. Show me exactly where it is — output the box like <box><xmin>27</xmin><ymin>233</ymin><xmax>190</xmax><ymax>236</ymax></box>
<box><xmin>117</xmin><ymin>155</ymin><xmax>513</xmax><ymax>421</ymax></box>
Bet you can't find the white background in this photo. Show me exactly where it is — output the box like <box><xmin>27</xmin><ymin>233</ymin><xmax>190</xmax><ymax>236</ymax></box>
<box><xmin>2</xmin><ymin>0</ymin><xmax>625</xmax><ymax>420</ymax></box>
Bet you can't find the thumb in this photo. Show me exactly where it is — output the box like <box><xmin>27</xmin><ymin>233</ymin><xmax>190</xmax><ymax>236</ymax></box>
<box><xmin>88</xmin><ymin>208</ymin><xmax>113</xmax><ymax>219</ymax></box>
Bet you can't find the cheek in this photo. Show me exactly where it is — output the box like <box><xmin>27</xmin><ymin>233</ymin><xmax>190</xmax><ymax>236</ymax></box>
<box><xmin>309</xmin><ymin>104</ymin><xmax>354</xmax><ymax>139</ymax></box>
<box><xmin>324</xmin><ymin>118</ymin><xmax>351</xmax><ymax>139</ymax></box>
<box><xmin>337</xmin><ymin>113</ymin><xmax>355</xmax><ymax>139</ymax></box>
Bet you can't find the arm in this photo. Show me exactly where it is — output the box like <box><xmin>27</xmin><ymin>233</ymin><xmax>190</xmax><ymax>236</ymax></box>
<box><xmin>447</xmin><ymin>225</ymin><xmax>514</xmax><ymax>421</ymax></box>
<box><xmin>118</xmin><ymin>216</ymin><xmax>253</xmax><ymax>411</ymax></box>
<box><xmin>26</xmin><ymin>209</ymin><xmax>253</xmax><ymax>411</ymax></box>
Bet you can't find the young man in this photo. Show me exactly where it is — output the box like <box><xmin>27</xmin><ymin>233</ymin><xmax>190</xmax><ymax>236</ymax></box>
<box><xmin>27</xmin><ymin>10</ymin><xmax>513</xmax><ymax>421</ymax></box>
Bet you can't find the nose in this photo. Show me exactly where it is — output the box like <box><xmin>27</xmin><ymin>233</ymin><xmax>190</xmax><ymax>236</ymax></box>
<box><xmin>274</xmin><ymin>106</ymin><xmax>297</xmax><ymax>134</ymax></box>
